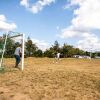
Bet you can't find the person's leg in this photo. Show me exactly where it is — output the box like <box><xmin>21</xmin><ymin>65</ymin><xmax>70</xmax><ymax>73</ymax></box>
<box><xmin>58</xmin><ymin>56</ymin><xmax>60</xmax><ymax>60</ymax></box>
<box><xmin>14</xmin><ymin>55</ymin><xmax>18</xmax><ymax>67</ymax></box>
<box><xmin>15</xmin><ymin>55</ymin><xmax>20</xmax><ymax>68</ymax></box>
<box><xmin>17</xmin><ymin>56</ymin><xmax>21</xmax><ymax>66</ymax></box>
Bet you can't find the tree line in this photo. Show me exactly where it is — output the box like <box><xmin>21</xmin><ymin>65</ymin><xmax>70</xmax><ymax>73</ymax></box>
<box><xmin>0</xmin><ymin>35</ymin><xmax>100</xmax><ymax>58</ymax></box>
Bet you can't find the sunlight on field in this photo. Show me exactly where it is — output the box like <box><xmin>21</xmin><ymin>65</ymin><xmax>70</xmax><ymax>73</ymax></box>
<box><xmin>0</xmin><ymin>58</ymin><xmax>100</xmax><ymax>100</ymax></box>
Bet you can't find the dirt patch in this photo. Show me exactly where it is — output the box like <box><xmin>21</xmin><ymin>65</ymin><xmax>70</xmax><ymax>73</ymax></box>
<box><xmin>0</xmin><ymin>87</ymin><xmax>31</xmax><ymax>100</ymax></box>
<box><xmin>0</xmin><ymin>58</ymin><xmax>100</xmax><ymax>100</ymax></box>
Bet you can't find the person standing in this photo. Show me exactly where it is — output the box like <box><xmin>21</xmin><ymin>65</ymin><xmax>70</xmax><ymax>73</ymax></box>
<box><xmin>54</xmin><ymin>52</ymin><xmax>60</xmax><ymax>63</ymax></box>
<box><xmin>14</xmin><ymin>44</ymin><xmax>22</xmax><ymax>68</ymax></box>
<box><xmin>57</xmin><ymin>52</ymin><xmax>60</xmax><ymax>60</ymax></box>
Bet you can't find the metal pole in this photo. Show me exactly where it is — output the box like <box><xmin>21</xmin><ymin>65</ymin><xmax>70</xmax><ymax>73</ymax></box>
<box><xmin>0</xmin><ymin>33</ymin><xmax>8</xmax><ymax>68</ymax></box>
<box><xmin>21</xmin><ymin>33</ymin><xmax>24</xmax><ymax>71</ymax></box>
<box><xmin>90</xmin><ymin>52</ymin><xmax>92</xmax><ymax>59</ymax></box>
<box><xmin>90</xmin><ymin>48</ymin><xmax>92</xmax><ymax>60</ymax></box>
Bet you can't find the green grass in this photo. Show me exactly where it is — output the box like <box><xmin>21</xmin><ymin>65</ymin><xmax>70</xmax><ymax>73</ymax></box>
<box><xmin>0</xmin><ymin>67</ymin><xmax>5</xmax><ymax>74</ymax></box>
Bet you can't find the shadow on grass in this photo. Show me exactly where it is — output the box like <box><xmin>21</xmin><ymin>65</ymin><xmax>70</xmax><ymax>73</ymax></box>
<box><xmin>0</xmin><ymin>67</ymin><xmax>20</xmax><ymax>74</ymax></box>
<box><xmin>0</xmin><ymin>67</ymin><xmax>5</xmax><ymax>74</ymax></box>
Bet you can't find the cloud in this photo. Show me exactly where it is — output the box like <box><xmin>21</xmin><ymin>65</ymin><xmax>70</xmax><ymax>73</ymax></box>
<box><xmin>0</xmin><ymin>15</ymin><xmax>17</xmax><ymax>32</ymax></box>
<box><xmin>58</xmin><ymin>26</ymin><xmax>82</xmax><ymax>38</ymax></box>
<box><xmin>20</xmin><ymin>0</ymin><xmax>55</xmax><ymax>14</ymax></box>
<box><xmin>32</xmin><ymin>38</ymin><xmax>49</xmax><ymax>51</ymax></box>
<box><xmin>61</xmin><ymin>0</ymin><xmax>100</xmax><ymax>37</ymax></box>
<box><xmin>59</xmin><ymin>0</ymin><xmax>100</xmax><ymax>51</ymax></box>
<box><xmin>63</xmin><ymin>0</ymin><xmax>84</xmax><ymax>9</ymax></box>
<box><xmin>72</xmin><ymin>0</ymin><xmax>100</xmax><ymax>29</ymax></box>
<box><xmin>77</xmin><ymin>33</ymin><xmax>100</xmax><ymax>51</ymax></box>
<box><xmin>11</xmin><ymin>36</ymin><xmax>23</xmax><ymax>43</ymax></box>
<box><xmin>20</xmin><ymin>0</ymin><xmax>29</xmax><ymax>8</ymax></box>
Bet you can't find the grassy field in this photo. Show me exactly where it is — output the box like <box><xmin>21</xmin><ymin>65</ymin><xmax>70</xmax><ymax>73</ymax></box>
<box><xmin>0</xmin><ymin>57</ymin><xmax>100</xmax><ymax>100</ymax></box>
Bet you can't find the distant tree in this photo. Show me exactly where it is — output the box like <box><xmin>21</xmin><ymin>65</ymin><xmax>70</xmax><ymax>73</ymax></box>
<box><xmin>0</xmin><ymin>35</ymin><xmax>95</xmax><ymax>58</ymax></box>
<box><xmin>5</xmin><ymin>37</ymin><xmax>15</xmax><ymax>57</ymax></box>
<box><xmin>64</xmin><ymin>45</ymin><xmax>73</xmax><ymax>57</ymax></box>
<box><xmin>61</xmin><ymin>43</ymin><xmax>68</xmax><ymax>58</ymax></box>
<box><xmin>44</xmin><ymin>41</ymin><xmax>60</xmax><ymax>58</ymax></box>
<box><xmin>0</xmin><ymin>37</ymin><xmax>4</xmax><ymax>49</ymax></box>
<box><xmin>52</xmin><ymin>40</ymin><xmax>60</xmax><ymax>52</ymax></box>
<box><xmin>44</xmin><ymin>49</ymin><xmax>54</xmax><ymax>58</ymax></box>
<box><xmin>85</xmin><ymin>51</ymin><xmax>90</xmax><ymax>56</ymax></box>
<box><xmin>0</xmin><ymin>34</ymin><xmax>15</xmax><ymax>58</ymax></box>
<box><xmin>25</xmin><ymin>37</ymin><xmax>37</xmax><ymax>57</ymax></box>
<box><xmin>34</xmin><ymin>49</ymin><xmax>43</xmax><ymax>57</ymax></box>
<box><xmin>0</xmin><ymin>37</ymin><xmax>4</xmax><ymax>57</ymax></box>
<box><xmin>97</xmin><ymin>52</ymin><xmax>100</xmax><ymax>56</ymax></box>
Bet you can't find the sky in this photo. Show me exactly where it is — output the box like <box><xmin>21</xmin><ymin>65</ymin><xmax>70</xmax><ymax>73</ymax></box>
<box><xmin>0</xmin><ymin>0</ymin><xmax>100</xmax><ymax>51</ymax></box>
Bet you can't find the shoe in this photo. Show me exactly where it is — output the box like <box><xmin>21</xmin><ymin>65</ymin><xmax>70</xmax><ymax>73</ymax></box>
<box><xmin>15</xmin><ymin>65</ymin><xmax>18</xmax><ymax>68</ymax></box>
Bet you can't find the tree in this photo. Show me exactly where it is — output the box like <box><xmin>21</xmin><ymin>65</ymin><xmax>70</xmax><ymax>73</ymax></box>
<box><xmin>34</xmin><ymin>49</ymin><xmax>43</xmax><ymax>57</ymax></box>
<box><xmin>44</xmin><ymin>48</ymin><xmax>54</xmax><ymax>58</ymax></box>
<box><xmin>52</xmin><ymin>40</ymin><xmax>60</xmax><ymax>52</ymax></box>
<box><xmin>0</xmin><ymin>34</ymin><xmax>15</xmax><ymax>58</ymax></box>
<box><xmin>5</xmin><ymin>37</ymin><xmax>15</xmax><ymax>57</ymax></box>
<box><xmin>63</xmin><ymin>45</ymin><xmax>73</xmax><ymax>57</ymax></box>
<box><xmin>61</xmin><ymin>43</ymin><xmax>68</xmax><ymax>58</ymax></box>
<box><xmin>25</xmin><ymin>37</ymin><xmax>37</xmax><ymax>57</ymax></box>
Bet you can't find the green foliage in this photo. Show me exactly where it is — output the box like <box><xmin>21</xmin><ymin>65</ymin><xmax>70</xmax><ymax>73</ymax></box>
<box><xmin>44</xmin><ymin>49</ymin><xmax>54</xmax><ymax>58</ymax></box>
<box><xmin>0</xmin><ymin>34</ymin><xmax>99</xmax><ymax>58</ymax></box>
<box><xmin>5</xmin><ymin>37</ymin><xmax>15</xmax><ymax>58</ymax></box>
<box><xmin>52</xmin><ymin>40</ymin><xmax>60</xmax><ymax>52</ymax></box>
<box><xmin>25</xmin><ymin>37</ymin><xmax>38</xmax><ymax>57</ymax></box>
<box><xmin>34</xmin><ymin>49</ymin><xmax>43</xmax><ymax>57</ymax></box>
<box><xmin>0</xmin><ymin>34</ymin><xmax>15</xmax><ymax>58</ymax></box>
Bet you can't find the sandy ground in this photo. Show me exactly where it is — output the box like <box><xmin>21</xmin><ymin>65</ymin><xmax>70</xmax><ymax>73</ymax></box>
<box><xmin>0</xmin><ymin>57</ymin><xmax>100</xmax><ymax>100</ymax></box>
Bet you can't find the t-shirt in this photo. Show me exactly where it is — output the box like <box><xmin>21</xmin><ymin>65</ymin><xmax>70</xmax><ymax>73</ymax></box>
<box><xmin>14</xmin><ymin>47</ymin><xmax>22</xmax><ymax>56</ymax></box>
<box><xmin>57</xmin><ymin>53</ymin><xmax>60</xmax><ymax>58</ymax></box>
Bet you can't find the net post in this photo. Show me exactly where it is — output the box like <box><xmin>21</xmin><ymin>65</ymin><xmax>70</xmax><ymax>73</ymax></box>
<box><xmin>21</xmin><ymin>33</ymin><xmax>25</xmax><ymax>71</ymax></box>
<box><xmin>0</xmin><ymin>33</ymin><xmax>8</xmax><ymax>68</ymax></box>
